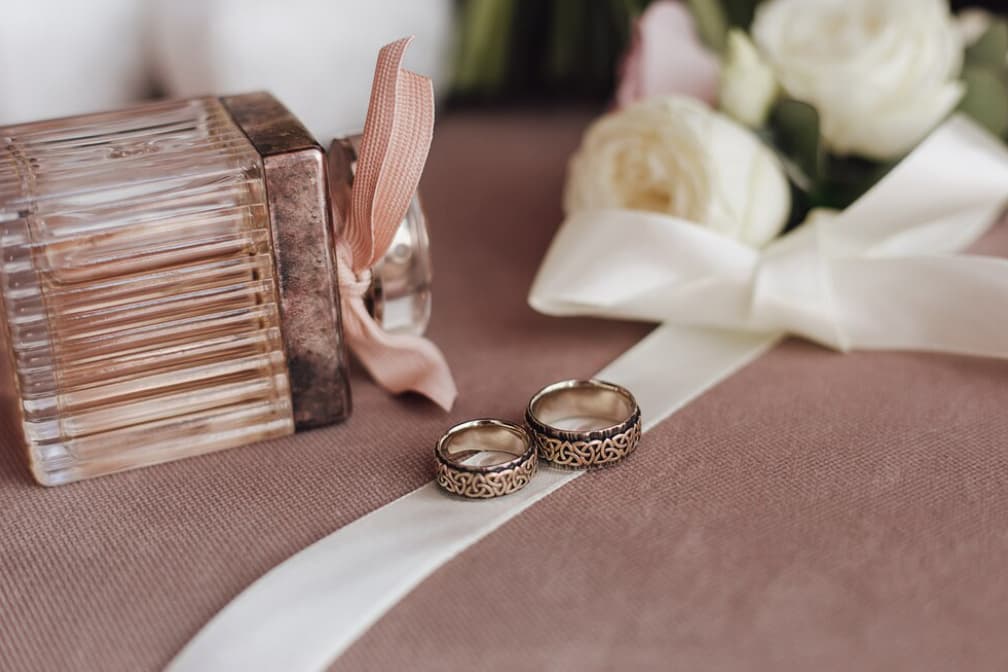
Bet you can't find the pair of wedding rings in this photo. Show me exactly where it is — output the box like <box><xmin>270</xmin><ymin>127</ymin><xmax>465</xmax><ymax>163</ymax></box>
<box><xmin>435</xmin><ymin>379</ymin><xmax>642</xmax><ymax>499</ymax></box>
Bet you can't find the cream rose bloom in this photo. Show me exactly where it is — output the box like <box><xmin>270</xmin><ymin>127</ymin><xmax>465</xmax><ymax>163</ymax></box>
<box><xmin>720</xmin><ymin>29</ymin><xmax>778</xmax><ymax>128</ymax></box>
<box><xmin>752</xmin><ymin>0</ymin><xmax>964</xmax><ymax>160</ymax></box>
<box><xmin>564</xmin><ymin>96</ymin><xmax>790</xmax><ymax>248</ymax></box>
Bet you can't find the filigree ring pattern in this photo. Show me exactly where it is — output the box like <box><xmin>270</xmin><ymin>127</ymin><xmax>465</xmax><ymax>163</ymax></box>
<box><xmin>435</xmin><ymin>420</ymin><xmax>537</xmax><ymax>499</ymax></box>
<box><xmin>526</xmin><ymin>379</ymin><xmax>642</xmax><ymax>469</ymax></box>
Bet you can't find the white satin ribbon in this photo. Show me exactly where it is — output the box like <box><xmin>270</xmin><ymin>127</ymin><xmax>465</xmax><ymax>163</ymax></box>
<box><xmin>170</xmin><ymin>115</ymin><xmax>1008</xmax><ymax>671</ymax></box>
<box><xmin>529</xmin><ymin>116</ymin><xmax>1008</xmax><ymax>358</ymax></box>
<box><xmin>168</xmin><ymin>325</ymin><xmax>774</xmax><ymax>671</ymax></box>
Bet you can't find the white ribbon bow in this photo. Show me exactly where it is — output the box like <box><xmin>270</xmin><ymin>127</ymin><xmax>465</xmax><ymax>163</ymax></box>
<box><xmin>530</xmin><ymin>116</ymin><xmax>1008</xmax><ymax>360</ymax></box>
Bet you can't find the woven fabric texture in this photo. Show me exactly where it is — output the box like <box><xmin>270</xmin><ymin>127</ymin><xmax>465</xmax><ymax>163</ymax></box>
<box><xmin>2</xmin><ymin>110</ymin><xmax>1007</xmax><ymax>672</ymax></box>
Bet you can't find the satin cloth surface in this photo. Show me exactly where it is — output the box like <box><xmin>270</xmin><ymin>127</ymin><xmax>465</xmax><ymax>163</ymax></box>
<box><xmin>2</xmin><ymin>110</ymin><xmax>1008</xmax><ymax>672</ymax></box>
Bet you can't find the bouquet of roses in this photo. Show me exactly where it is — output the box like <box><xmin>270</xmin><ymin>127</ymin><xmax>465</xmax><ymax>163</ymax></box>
<box><xmin>606</xmin><ymin>0</ymin><xmax>1008</xmax><ymax>235</ymax></box>
<box><xmin>529</xmin><ymin>0</ymin><xmax>1008</xmax><ymax>373</ymax></box>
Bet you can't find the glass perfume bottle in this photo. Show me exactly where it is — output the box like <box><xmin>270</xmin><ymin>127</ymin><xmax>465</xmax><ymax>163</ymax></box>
<box><xmin>0</xmin><ymin>93</ymin><xmax>434</xmax><ymax>485</ymax></box>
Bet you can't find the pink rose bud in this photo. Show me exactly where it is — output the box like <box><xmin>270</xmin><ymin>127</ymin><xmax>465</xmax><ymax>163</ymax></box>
<box><xmin>616</xmin><ymin>0</ymin><xmax>721</xmax><ymax>108</ymax></box>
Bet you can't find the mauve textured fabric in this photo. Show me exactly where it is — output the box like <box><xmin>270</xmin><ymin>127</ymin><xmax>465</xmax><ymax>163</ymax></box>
<box><xmin>2</xmin><ymin>109</ymin><xmax>1007</xmax><ymax>672</ymax></box>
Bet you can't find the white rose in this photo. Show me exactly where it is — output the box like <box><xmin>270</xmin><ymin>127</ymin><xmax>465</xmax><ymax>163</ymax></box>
<box><xmin>752</xmin><ymin>0</ymin><xmax>965</xmax><ymax>160</ymax></box>
<box><xmin>564</xmin><ymin>96</ymin><xmax>790</xmax><ymax>248</ymax></box>
<box><xmin>720</xmin><ymin>29</ymin><xmax>778</xmax><ymax>129</ymax></box>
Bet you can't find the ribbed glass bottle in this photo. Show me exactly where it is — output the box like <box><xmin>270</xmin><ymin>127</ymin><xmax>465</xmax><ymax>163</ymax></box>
<box><xmin>0</xmin><ymin>97</ymin><xmax>294</xmax><ymax>485</ymax></box>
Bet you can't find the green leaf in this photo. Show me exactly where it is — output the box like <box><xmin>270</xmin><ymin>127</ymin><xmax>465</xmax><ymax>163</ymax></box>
<box><xmin>815</xmin><ymin>156</ymin><xmax>895</xmax><ymax>211</ymax></box>
<box><xmin>453</xmin><ymin>0</ymin><xmax>517</xmax><ymax>95</ymax></box>
<box><xmin>958</xmin><ymin>65</ymin><xmax>1008</xmax><ymax>138</ymax></box>
<box><xmin>720</xmin><ymin>0</ymin><xmax>760</xmax><ymax>29</ymax></box>
<box><xmin>548</xmin><ymin>0</ymin><xmax>586</xmax><ymax>80</ymax></box>
<box><xmin>686</xmin><ymin>0</ymin><xmax>729</xmax><ymax>52</ymax></box>
<box><xmin>771</xmin><ymin>98</ymin><xmax>824</xmax><ymax>185</ymax></box>
<box><xmin>965</xmin><ymin>19</ymin><xmax>1008</xmax><ymax>70</ymax></box>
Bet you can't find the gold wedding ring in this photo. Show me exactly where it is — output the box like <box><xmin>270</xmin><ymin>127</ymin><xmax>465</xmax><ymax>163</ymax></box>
<box><xmin>525</xmin><ymin>379</ymin><xmax>642</xmax><ymax>469</ymax></box>
<box><xmin>435</xmin><ymin>419</ymin><xmax>538</xmax><ymax>498</ymax></box>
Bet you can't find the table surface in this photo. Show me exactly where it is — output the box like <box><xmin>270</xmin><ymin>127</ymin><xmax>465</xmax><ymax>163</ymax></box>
<box><xmin>3</xmin><ymin>108</ymin><xmax>1008</xmax><ymax>672</ymax></box>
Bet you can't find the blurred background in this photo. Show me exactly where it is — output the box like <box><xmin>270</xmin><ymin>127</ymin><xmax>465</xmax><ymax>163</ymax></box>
<box><xmin>0</xmin><ymin>0</ymin><xmax>1001</xmax><ymax>139</ymax></box>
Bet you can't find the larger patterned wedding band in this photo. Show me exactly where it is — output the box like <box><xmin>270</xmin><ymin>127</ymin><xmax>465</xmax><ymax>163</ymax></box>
<box><xmin>435</xmin><ymin>419</ymin><xmax>538</xmax><ymax>498</ymax></box>
<box><xmin>526</xmin><ymin>379</ymin><xmax>642</xmax><ymax>469</ymax></box>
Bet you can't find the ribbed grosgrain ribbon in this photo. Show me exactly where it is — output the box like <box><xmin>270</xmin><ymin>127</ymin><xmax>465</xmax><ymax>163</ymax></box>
<box><xmin>334</xmin><ymin>36</ymin><xmax>457</xmax><ymax>410</ymax></box>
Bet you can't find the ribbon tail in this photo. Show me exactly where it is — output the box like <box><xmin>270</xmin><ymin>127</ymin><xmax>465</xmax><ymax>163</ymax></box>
<box><xmin>828</xmin><ymin>253</ymin><xmax>1008</xmax><ymax>359</ymax></box>
<box><xmin>343</xmin><ymin>297</ymin><xmax>457</xmax><ymax>411</ymax></box>
<box><xmin>349</xmin><ymin>36</ymin><xmax>436</xmax><ymax>270</ymax></box>
<box><xmin>335</xmin><ymin>36</ymin><xmax>456</xmax><ymax>409</ymax></box>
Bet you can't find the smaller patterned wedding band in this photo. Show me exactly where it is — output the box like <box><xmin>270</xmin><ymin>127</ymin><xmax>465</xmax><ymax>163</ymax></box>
<box><xmin>435</xmin><ymin>419</ymin><xmax>538</xmax><ymax>498</ymax></box>
<box><xmin>526</xmin><ymin>379</ymin><xmax>642</xmax><ymax>469</ymax></box>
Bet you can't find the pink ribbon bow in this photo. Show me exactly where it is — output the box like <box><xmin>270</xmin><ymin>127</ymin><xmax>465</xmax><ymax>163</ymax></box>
<box><xmin>332</xmin><ymin>37</ymin><xmax>457</xmax><ymax>411</ymax></box>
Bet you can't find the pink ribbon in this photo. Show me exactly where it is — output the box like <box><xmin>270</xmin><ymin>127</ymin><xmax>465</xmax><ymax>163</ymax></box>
<box><xmin>332</xmin><ymin>37</ymin><xmax>457</xmax><ymax>411</ymax></box>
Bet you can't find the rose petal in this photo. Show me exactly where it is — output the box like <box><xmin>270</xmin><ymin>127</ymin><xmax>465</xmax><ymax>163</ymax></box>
<box><xmin>616</xmin><ymin>0</ymin><xmax>721</xmax><ymax>108</ymax></box>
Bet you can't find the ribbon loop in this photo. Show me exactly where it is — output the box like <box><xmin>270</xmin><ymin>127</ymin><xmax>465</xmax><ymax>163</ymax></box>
<box><xmin>348</xmin><ymin>37</ymin><xmax>436</xmax><ymax>271</ymax></box>
<box><xmin>333</xmin><ymin>37</ymin><xmax>457</xmax><ymax>411</ymax></box>
<box><xmin>750</xmin><ymin>222</ymin><xmax>848</xmax><ymax>350</ymax></box>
